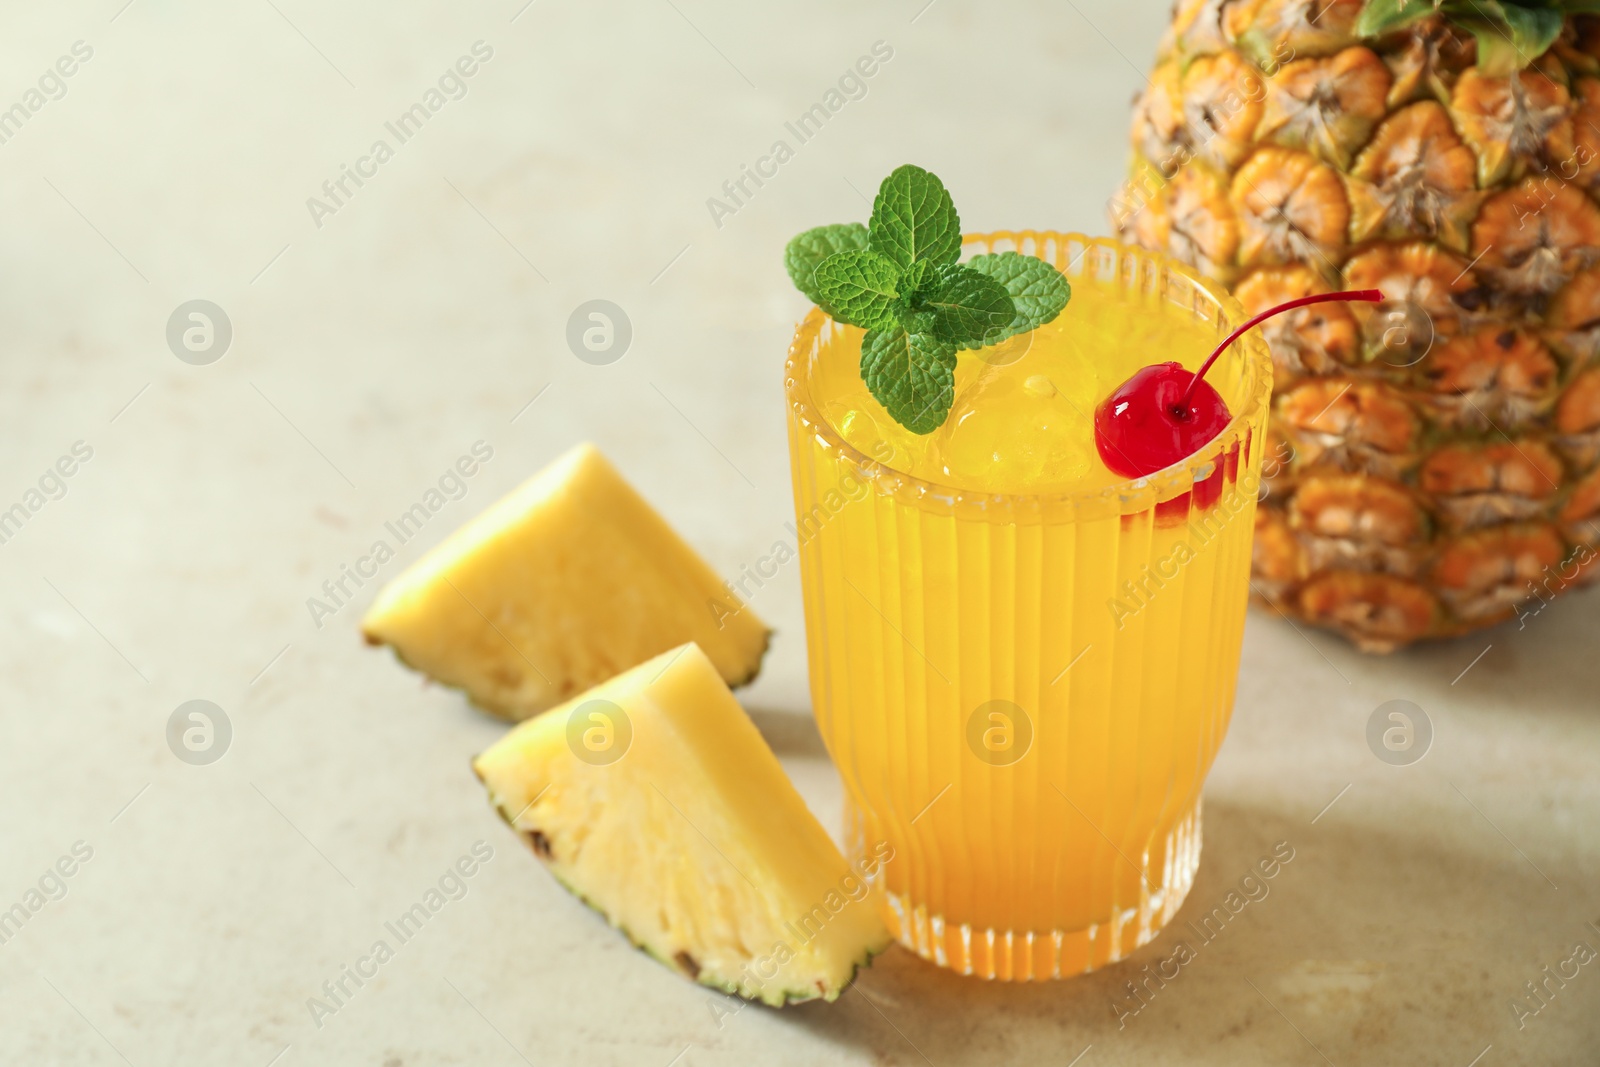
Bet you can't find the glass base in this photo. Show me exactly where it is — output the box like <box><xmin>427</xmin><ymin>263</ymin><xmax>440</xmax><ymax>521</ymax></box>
<box><xmin>879</xmin><ymin>802</ymin><xmax>1203</xmax><ymax>980</ymax></box>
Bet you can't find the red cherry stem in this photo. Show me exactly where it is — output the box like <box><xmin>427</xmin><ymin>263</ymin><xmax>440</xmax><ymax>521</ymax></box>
<box><xmin>1175</xmin><ymin>289</ymin><xmax>1385</xmax><ymax>414</ymax></box>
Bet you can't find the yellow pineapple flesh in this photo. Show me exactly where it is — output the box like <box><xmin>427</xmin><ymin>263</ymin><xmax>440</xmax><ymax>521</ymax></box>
<box><xmin>1124</xmin><ymin>2</ymin><xmax>1600</xmax><ymax>649</ymax></box>
<box><xmin>472</xmin><ymin>643</ymin><xmax>891</xmax><ymax>1005</ymax></box>
<box><xmin>363</xmin><ymin>443</ymin><xmax>770</xmax><ymax>717</ymax></box>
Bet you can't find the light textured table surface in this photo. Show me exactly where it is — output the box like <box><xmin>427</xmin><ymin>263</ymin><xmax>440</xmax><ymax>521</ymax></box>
<box><xmin>1</xmin><ymin>2</ymin><xmax>1596</xmax><ymax>1065</ymax></box>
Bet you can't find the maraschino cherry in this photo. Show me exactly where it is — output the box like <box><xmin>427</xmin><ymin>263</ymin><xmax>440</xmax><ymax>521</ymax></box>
<box><xmin>1093</xmin><ymin>289</ymin><xmax>1382</xmax><ymax>478</ymax></box>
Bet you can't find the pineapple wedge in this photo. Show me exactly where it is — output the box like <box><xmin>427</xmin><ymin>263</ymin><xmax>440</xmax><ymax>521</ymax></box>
<box><xmin>362</xmin><ymin>443</ymin><xmax>770</xmax><ymax>720</ymax></box>
<box><xmin>473</xmin><ymin>643</ymin><xmax>891</xmax><ymax>1005</ymax></box>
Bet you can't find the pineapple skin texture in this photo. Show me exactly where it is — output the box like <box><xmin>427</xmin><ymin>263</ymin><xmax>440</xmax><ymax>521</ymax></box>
<box><xmin>472</xmin><ymin>643</ymin><xmax>892</xmax><ymax>1006</ymax></box>
<box><xmin>362</xmin><ymin>443</ymin><xmax>770</xmax><ymax>718</ymax></box>
<box><xmin>1120</xmin><ymin>3</ymin><xmax>1600</xmax><ymax>650</ymax></box>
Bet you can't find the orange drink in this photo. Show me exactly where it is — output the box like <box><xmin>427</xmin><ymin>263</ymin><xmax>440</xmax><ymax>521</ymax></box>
<box><xmin>784</xmin><ymin>234</ymin><xmax>1270</xmax><ymax>979</ymax></box>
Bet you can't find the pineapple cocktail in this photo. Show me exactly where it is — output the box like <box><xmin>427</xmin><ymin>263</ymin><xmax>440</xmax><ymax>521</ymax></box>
<box><xmin>784</xmin><ymin>174</ymin><xmax>1273</xmax><ymax>979</ymax></box>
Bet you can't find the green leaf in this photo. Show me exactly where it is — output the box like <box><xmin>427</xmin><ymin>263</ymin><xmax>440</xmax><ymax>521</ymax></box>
<box><xmin>784</xmin><ymin>223</ymin><xmax>869</xmax><ymax>310</ymax></box>
<box><xmin>1499</xmin><ymin>4</ymin><xmax>1564</xmax><ymax>62</ymax></box>
<box><xmin>963</xmin><ymin>252</ymin><xmax>1072</xmax><ymax>346</ymax></box>
<box><xmin>1359</xmin><ymin>0</ymin><xmax>1563</xmax><ymax>72</ymax></box>
<box><xmin>859</xmin><ymin>327</ymin><xmax>957</xmax><ymax>435</ymax></box>
<box><xmin>918</xmin><ymin>265</ymin><xmax>1014</xmax><ymax>345</ymax></box>
<box><xmin>901</xmin><ymin>258</ymin><xmax>937</xmax><ymax>299</ymax></box>
<box><xmin>814</xmin><ymin>249</ymin><xmax>903</xmax><ymax>330</ymax></box>
<box><xmin>1447</xmin><ymin>0</ymin><xmax>1562</xmax><ymax>74</ymax></box>
<box><xmin>897</xmin><ymin>306</ymin><xmax>937</xmax><ymax>334</ymax></box>
<box><xmin>869</xmin><ymin>164</ymin><xmax>962</xmax><ymax>273</ymax></box>
<box><xmin>1354</xmin><ymin>0</ymin><xmax>1435</xmax><ymax>38</ymax></box>
<box><xmin>1452</xmin><ymin>9</ymin><xmax>1522</xmax><ymax>76</ymax></box>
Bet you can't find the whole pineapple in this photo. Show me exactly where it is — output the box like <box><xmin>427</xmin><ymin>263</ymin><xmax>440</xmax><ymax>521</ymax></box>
<box><xmin>1120</xmin><ymin>0</ymin><xmax>1600</xmax><ymax>651</ymax></box>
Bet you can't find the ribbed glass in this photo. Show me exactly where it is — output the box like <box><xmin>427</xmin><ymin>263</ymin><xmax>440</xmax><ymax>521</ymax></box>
<box><xmin>784</xmin><ymin>233</ymin><xmax>1271</xmax><ymax>979</ymax></box>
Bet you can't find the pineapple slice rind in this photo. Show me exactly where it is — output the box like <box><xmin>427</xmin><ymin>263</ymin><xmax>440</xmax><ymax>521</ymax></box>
<box><xmin>472</xmin><ymin>643</ymin><xmax>891</xmax><ymax>1006</ymax></box>
<box><xmin>363</xmin><ymin>443</ymin><xmax>771</xmax><ymax>719</ymax></box>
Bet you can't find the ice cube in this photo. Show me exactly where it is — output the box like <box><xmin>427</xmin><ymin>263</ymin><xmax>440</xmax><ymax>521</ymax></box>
<box><xmin>822</xmin><ymin>401</ymin><xmax>927</xmax><ymax>474</ymax></box>
<box><xmin>935</xmin><ymin>360</ymin><xmax>1098</xmax><ymax>492</ymax></box>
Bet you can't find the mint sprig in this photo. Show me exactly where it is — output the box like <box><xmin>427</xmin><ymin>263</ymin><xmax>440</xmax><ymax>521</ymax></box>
<box><xmin>784</xmin><ymin>164</ymin><xmax>1072</xmax><ymax>435</ymax></box>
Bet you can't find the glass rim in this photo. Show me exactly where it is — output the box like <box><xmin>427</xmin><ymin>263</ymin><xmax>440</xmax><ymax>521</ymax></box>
<box><xmin>783</xmin><ymin>231</ymin><xmax>1273</xmax><ymax>517</ymax></box>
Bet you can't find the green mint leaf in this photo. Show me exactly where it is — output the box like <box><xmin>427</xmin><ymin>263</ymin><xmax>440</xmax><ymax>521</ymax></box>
<box><xmin>919</xmin><ymin>265</ymin><xmax>1014</xmax><ymax>346</ymax></box>
<box><xmin>814</xmin><ymin>249</ymin><xmax>902</xmax><ymax>330</ymax></box>
<box><xmin>860</xmin><ymin>326</ymin><xmax>957</xmax><ymax>435</ymax></box>
<box><xmin>901</xmin><ymin>258</ymin><xmax>937</xmax><ymax>299</ymax></box>
<box><xmin>897</xmin><ymin>306</ymin><xmax>937</xmax><ymax>334</ymax></box>
<box><xmin>869</xmin><ymin>164</ymin><xmax>962</xmax><ymax>273</ymax></box>
<box><xmin>963</xmin><ymin>251</ymin><xmax>1072</xmax><ymax>346</ymax></box>
<box><xmin>784</xmin><ymin>223</ymin><xmax>869</xmax><ymax>310</ymax></box>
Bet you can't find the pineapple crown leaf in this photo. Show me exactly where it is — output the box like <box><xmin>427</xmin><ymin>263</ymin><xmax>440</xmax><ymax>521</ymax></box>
<box><xmin>1357</xmin><ymin>0</ymin><xmax>1571</xmax><ymax>74</ymax></box>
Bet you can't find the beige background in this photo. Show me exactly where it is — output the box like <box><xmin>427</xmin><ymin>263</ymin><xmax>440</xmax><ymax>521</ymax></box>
<box><xmin>0</xmin><ymin>1</ymin><xmax>1595</xmax><ymax>1064</ymax></box>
